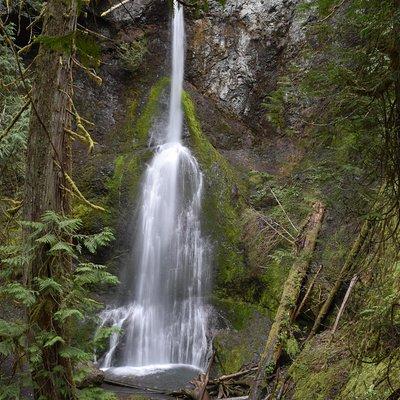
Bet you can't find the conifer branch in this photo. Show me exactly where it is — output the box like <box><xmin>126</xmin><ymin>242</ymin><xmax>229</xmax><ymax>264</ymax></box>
<box><xmin>0</xmin><ymin>100</ymin><xmax>30</xmax><ymax>143</ymax></box>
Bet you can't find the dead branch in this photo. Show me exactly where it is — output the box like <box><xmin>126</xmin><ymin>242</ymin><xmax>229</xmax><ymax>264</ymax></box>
<box><xmin>330</xmin><ymin>274</ymin><xmax>358</xmax><ymax>336</ymax></box>
<box><xmin>213</xmin><ymin>367</ymin><xmax>258</xmax><ymax>383</ymax></box>
<box><xmin>270</xmin><ymin>188</ymin><xmax>299</xmax><ymax>233</ymax></box>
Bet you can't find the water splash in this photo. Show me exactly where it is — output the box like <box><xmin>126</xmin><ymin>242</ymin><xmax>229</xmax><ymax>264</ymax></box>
<box><xmin>99</xmin><ymin>1</ymin><xmax>210</xmax><ymax>372</ymax></box>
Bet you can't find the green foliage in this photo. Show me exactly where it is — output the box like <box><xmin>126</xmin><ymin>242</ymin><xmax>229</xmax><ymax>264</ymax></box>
<box><xmin>0</xmin><ymin>211</ymin><xmax>118</xmax><ymax>398</ymax></box>
<box><xmin>133</xmin><ymin>77</ymin><xmax>170</xmax><ymax>145</ymax></box>
<box><xmin>118</xmin><ymin>37</ymin><xmax>148</xmax><ymax>72</ymax></box>
<box><xmin>78</xmin><ymin>387</ymin><xmax>117</xmax><ymax>400</ymax></box>
<box><xmin>35</xmin><ymin>31</ymin><xmax>101</xmax><ymax>68</ymax></box>
<box><xmin>262</xmin><ymin>78</ymin><xmax>294</xmax><ymax>135</ymax></box>
<box><xmin>0</xmin><ymin>23</ymin><xmax>30</xmax><ymax>186</ymax></box>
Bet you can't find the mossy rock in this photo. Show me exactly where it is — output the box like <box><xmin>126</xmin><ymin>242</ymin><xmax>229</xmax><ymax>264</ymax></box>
<box><xmin>182</xmin><ymin>91</ymin><xmax>248</xmax><ymax>294</ymax></box>
<box><xmin>213</xmin><ymin>302</ymin><xmax>269</xmax><ymax>375</ymax></box>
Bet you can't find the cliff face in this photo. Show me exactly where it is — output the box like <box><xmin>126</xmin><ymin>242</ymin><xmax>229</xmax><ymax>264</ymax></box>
<box><xmin>187</xmin><ymin>0</ymin><xmax>307</xmax><ymax>128</ymax></box>
<box><xmin>94</xmin><ymin>0</ymin><xmax>311</xmax><ymax>140</ymax></box>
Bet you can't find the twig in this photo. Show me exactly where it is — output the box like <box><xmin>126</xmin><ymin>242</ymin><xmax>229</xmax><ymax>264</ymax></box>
<box><xmin>72</xmin><ymin>57</ymin><xmax>102</xmax><ymax>85</ymax></box>
<box><xmin>259</xmin><ymin>216</ymin><xmax>295</xmax><ymax>245</ymax></box>
<box><xmin>100</xmin><ymin>0</ymin><xmax>131</xmax><ymax>17</ymax></box>
<box><xmin>63</xmin><ymin>174</ymin><xmax>105</xmax><ymax>211</ymax></box>
<box><xmin>270</xmin><ymin>188</ymin><xmax>299</xmax><ymax>232</ymax></box>
<box><xmin>77</xmin><ymin>23</ymin><xmax>116</xmax><ymax>42</ymax></box>
<box><xmin>199</xmin><ymin>349</ymin><xmax>215</xmax><ymax>400</ymax></box>
<box><xmin>318</xmin><ymin>0</ymin><xmax>348</xmax><ymax>23</ymax></box>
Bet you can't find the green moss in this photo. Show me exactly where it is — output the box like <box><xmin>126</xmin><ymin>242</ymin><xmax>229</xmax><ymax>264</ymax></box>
<box><xmin>213</xmin><ymin>301</ymin><xmax>268</xmax><ymax>374</ymax></box>
<box><xmin>75</xmin><ymin>77</ymin><xmax>169</xmax><ymax>233</ymax></box>
<box><xmin>130</xmin><ymin>76</ymin><xmax>170</xmax><ymax>147</ymax></box>
<box><xmin>182</xmin><ymin>92</ymin><xmax>247</xmax><ymax>293</ymax></box>
<box><xmin>182</xmin><ymin>91</ymin><xmax>247</xmax><ymax>293</ymax></box>
<box><xmin>215</xmin><ymin>297</ymin><xmax>261</xmax><ymax>330</ymax></box>
<box><xmin>104</xmin><ymin>77</ymin><xmax>170</xmax><ymax>220</ymax></box>
<box><xmin>127</xmin><ymin>396</ymin><xmax>150</xmax><ymax>400</ymax></box>
<box><xmin>214</xmin><ymin>337</ymin><xmax>248</xmax><ymax>374</ymax></box>
<box><xmin>290</xmin><ymin>338</ymin><xmax>351</xmax><ymax>400</ymax></box>
<box><xmin>106</xmin><ymin>155</ymin><xmax>125</xmax><ymax>198</ymax></box>
<box><xmin>340</xmin><ymin>361</ymin><xmax>400</xmax><ymax>400</ymax></box>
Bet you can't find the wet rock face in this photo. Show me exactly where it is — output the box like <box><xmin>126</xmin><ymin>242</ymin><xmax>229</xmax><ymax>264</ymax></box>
<box><xmin>186</xmin><ymin>0</ymin><xmax>308</xmax><ymax>130</ymax></box>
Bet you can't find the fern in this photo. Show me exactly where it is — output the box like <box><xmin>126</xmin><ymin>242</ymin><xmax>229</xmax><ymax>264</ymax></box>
<box><xmin>0</xmin><ymin>210</ymin><xmax>117</xmax><ymax>395</ymax></box>
<box><xmin>0</xmin><ymin>319</ymin><xmax>26</xmax><ymax>338</ymax></box>
<box><xmin>0</xmin><ymin>283</ymin><xmax>36</xmax><ymax>306</ymax></box>
<box><xmin>34</xmin><ymin>277</ymin><xmax>63</xmax><ymax>294</ymax></box>
<box><xmin>43</xmin><ymin>335</ymin><xmax>65</xmax><ymax>348</ymax></box>
<box><xmin>76</xmin><ymin>228</ymin><xmax>115</xmax><ymax>254</ymax></box>
<box><xmin>54</xmin><ymin>308</ymin><xmax>84</xmax><ymax>322</ymax></box>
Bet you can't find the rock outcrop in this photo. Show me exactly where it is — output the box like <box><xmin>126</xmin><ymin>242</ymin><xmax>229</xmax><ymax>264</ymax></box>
<box><xmin>187</xmin><ymin>0</ymin><xmax>311</xmax><ymax>131</ymax></box>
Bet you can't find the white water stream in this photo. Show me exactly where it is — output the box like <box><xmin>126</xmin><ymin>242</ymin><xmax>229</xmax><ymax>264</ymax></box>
<box><xmin>99</xmin><ymin>2</ymin><xmax>210</xmax><ymax>374</ymax></box>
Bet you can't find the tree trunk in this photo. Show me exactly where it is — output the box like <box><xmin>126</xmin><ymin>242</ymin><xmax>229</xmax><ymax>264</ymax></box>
<box><xmin>24</xmin><ymin>0</ymin><xmax>77</xmax><ymax>399</ymax></box>
<box><xmin>249</xmin><ymin>202</ymin><xmax>325</xmax><ymax>400</ymax></box>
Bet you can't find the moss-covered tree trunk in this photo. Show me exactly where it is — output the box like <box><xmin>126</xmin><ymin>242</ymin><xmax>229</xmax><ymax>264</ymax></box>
<box><xmin>24</xmin><ymin>0</ymin><xmax>77</xmax><ymax>398</ymax></box>
<box><xmin>249</xmin><ymin>202</ymin><xmax>325</xmax><ymax>400</ymax></box>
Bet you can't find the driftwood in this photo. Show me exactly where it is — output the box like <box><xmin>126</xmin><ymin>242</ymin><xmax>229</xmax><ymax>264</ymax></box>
<box><xmin>249</xmin><ymin>202</ymin><xmax>326</xmax><ymax>400</ymax></box>
<box><xmin>197</xmin><ymin>350</ymin><xmax>215</xmax><ymax>400</ymax></box>
<box><xmin>308</xmin><ymin>217</ymin><xmax>373</xmax><ymax>338</ymax></box>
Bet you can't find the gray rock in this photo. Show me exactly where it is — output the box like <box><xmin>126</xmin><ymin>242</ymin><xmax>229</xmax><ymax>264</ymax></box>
<box><xmin>187</xmin><ymin>0</ymin><xmax>309</xmax><ymax>129</ymax></box>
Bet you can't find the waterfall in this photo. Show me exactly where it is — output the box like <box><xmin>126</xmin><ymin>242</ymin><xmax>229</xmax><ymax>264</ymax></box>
<box><xmin>99</xmin><ymin>1</ymin><xmax>210</xmax><ymax>373</ymax></box>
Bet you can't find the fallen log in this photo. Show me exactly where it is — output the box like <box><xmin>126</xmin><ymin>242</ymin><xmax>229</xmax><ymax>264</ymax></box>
<box><xmin>249</xmin><ymin>201</ymin><xmax>326</xmax><ymax>400</ymax></box>
<box><xmin>308</xmin><ymin>217</ymin><xmax>374</xmax><ymax>338</ymax></box>
<box><xmin>197</xmin><ymin>349</ymin><xmax>215</xmax><ymax>400</ymax></box>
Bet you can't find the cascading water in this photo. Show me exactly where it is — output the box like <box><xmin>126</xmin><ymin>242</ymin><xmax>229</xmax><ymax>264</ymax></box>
<box><xmin>98</xmin><ymin>2</ymin><xmax>210</xmax><ymax>376</ymax></box>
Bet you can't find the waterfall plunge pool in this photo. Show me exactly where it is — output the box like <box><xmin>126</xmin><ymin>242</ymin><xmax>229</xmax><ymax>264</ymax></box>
<box><xmin>102</xmin><ymin>364</ymin><xmax>202</xmax><ymax>392</ymax></box>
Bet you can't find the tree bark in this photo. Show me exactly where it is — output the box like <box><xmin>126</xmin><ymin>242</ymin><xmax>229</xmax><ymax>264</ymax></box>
<box><xmin>24</xmin><ymin>0</ymin><xmax>77</xmax><ymax>399</ymax></box>
<box><xmin>249</xmin><ymin>202</ymin><xmax>325</xmax><ymax>400</ymax></box>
